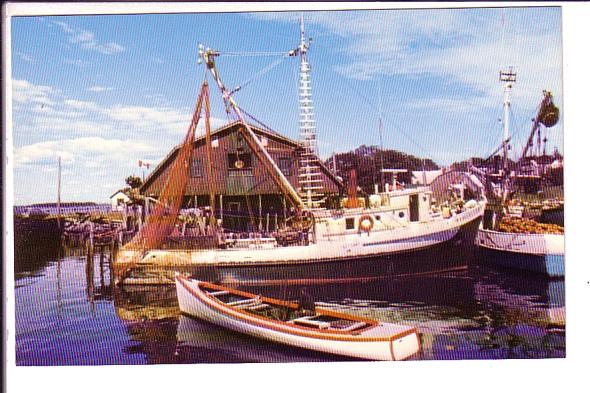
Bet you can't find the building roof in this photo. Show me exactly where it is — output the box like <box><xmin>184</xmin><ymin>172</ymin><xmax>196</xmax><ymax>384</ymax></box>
<box><xmin>109</xmin><ymin>189</ymin><xmax>130</xmax><ymax>199</ymax></box>
<box><xmin>140</xmin><ymin>121</ymin><xmax>343</xmax><ymax>194</ymax></box>
<box><xmin>411</xmin><ymin>170</ymin><xmax>444</xmax><ymax>185</ymax></box>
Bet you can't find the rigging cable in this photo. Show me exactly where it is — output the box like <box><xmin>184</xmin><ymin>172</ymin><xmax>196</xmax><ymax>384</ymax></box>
<box><xmin>237</xmin><ymin>105</ymin><xmax>278</xmax><ymax>135</ymax></box>
<box><xmin>335</xmin><ymin>74</ymin><xmax>435</xmax><ymax>162</ymax></box>
<box><xmin>228</xmin><ymin>53</ymin><xmax>292</xmax><ymax>96</ymax></box>
<box><xmin>220</xmin><ymin>51</ymin><xmax>288</xmax><ymax>57</ymax></box>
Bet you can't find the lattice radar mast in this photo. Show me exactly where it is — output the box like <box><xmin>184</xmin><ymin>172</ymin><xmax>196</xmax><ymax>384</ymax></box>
<box><xmin>295</xmin><ymin>16</ymin><xmax>324</xmax><ymax>209</ymax></box>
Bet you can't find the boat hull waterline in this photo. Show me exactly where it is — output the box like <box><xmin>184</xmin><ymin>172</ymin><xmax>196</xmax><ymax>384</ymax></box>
<box><xmin>175</xmin><ymin>275</ymin><xmax>421</xmax><ymax>361</ymax></box>
<box><xmin>476</xmin><ymin>229</ymin><xmax>564</xmax><ymax>277</ymax></box>
<box><xmin>117</xmin><ymin>203</ymin><xmax>484</xmax><ymax>285</ymax></box>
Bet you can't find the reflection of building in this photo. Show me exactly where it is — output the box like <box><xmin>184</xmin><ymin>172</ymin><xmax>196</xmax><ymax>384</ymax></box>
<box><xmin>140</xmin><ymin>122</ymin><xmax>343</xmax><ymax>231</ymax></box>
<box><xmin>113</xmin><ymin>285</ymin><xmax>179</xmax><ymax>321</ymax></box>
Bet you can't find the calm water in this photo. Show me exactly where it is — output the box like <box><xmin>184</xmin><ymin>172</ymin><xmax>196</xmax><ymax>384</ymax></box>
<box><xmin>14</xmin><ymin>244</ymin><xmax>565</xmax><ymax>365</ymax></box>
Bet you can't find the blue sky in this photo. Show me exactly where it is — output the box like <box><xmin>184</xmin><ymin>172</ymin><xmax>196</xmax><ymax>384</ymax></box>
<box><xmin>10</xmin><ymin>7</ymin><xmax>563</xmax><ymax>204</ymax></box>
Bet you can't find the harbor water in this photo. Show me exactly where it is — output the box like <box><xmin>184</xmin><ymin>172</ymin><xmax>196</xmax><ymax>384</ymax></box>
<box><xmin>14</xmin><ymin>241</ymin><xmax>565</xmax><ymax>365</ymax></box>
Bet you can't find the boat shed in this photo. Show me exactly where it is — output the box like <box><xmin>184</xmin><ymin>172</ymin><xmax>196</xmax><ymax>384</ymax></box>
<box><xmin>140</xmin><ymin>121</ymin><xmax>344</xmax><ymax>232</ymax></box>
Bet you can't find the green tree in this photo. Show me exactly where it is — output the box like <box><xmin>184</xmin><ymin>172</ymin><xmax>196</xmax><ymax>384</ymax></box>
<box><xmin>125</xmin><ymin>175</ymin><xmax>143</xmax><ymax>189</ymax></box>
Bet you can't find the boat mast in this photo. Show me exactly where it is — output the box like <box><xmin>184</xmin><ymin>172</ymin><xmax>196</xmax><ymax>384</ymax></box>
<box><xmin>296</xmin><ymin>15</ymin><xmax>324</xmax><ymax>209</ymax></box>
<box><xmin>499</xmin><ymin>68</ymin><xmax>516</xmax><ymax>204</ymax></box>
<box><xmin>57</xmin><ymin>156</ymin><xmax>61</xmax><ymax>229</ymax></box>
<box><xmin>198</xmin><ymin>45</ymin><xmax>305</xmax><ymax>210</ymax></box>
<box><xmin>378</xmin><ymin>81</ymin><xmax>385</xmax><ymax>190</ymax></box>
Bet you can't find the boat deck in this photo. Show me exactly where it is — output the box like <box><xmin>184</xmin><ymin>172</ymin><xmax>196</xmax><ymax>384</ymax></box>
<box><xmin>202</xmin><ymin>284</ymin><xmax>414</xmax><ymax>338</ymax></box>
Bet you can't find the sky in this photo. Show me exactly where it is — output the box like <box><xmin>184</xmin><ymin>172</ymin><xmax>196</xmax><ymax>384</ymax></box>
<box><xmin>9</xmin><ymin>6</ymin><xmax>563</xmax><ymax>205</ymax></box>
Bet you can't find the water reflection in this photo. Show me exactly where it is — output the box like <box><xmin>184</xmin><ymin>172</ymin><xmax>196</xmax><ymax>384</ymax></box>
<box><xmin>175</xmin><ymin>315</ymin><xmax>347</xmax><ymax>363</ymax></box>
<box><xmin>14</xmin><ymin>242</ymin><xmax>565</xmax><ymax>364</ymax></box>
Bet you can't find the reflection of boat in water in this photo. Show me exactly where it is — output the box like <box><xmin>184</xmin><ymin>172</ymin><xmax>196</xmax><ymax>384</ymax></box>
<box><xmin>476</xmin><ymin>69</ymin><xmax>564</xmax><ymax>277</ymax></box>
<box><xmin>415</xmin><ymin>265</ymin><xmax>565</xmax><ymax>360</ymax></box>
<box><xmin>114</xmin><ymin>17</ymin><xmax>485</xmax><ymax>285</ymax></box>
<box><xmin>473</xmin><ymin>267</ymin><xmax>565</xmax><ymax>327</ymax></box>
<box><xmin>175</xmin><ymin>274</ymin><xmax>421</xmax><ymax>360</ymax></box>
<box><xmin>177</xmin><ymin>316</ymin><xmax>345</xmax><ymax>363</ymax></box>
<box><xmin>113</xmin><ymin>284</ymin><xmax>180</xmax><ymax>321</ymax></box>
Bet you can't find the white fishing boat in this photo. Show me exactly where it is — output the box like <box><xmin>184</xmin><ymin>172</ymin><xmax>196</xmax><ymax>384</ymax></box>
<box><xmin>476</xmin><ymin>70</ymin><xmax>564</xmax><ymax>277</ymax></box>
<box><xmin>114</xmin><ymin>17</ymin><xmax>486</xmax><ymax>285</ymax></box>
<box><xmin>175</xmin><ymin>273</ymin><xmax>421</xmax><ymax>361</ymax></box>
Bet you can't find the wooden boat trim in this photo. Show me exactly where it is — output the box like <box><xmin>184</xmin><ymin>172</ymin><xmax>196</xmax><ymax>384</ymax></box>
<box><xmin>178</xmin><ymin>276</ymin><xmax>417</xmax><ymax>343</ymax></box>
<box><xmin>199</xmin><ymin>282</ymin><xmax>378</xmax><ymax>335</ymax></box>
<box><xmin>198</xmin><ymin>280</ymin><xmax>378</xmax><ymax>326</ymax></box>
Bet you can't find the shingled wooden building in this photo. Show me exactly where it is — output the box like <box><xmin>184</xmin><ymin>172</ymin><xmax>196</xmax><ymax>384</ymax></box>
<box><xmin>140</xmin><ymin>121</ymin><xmax>343</xmax><ymax>232</ymax></box>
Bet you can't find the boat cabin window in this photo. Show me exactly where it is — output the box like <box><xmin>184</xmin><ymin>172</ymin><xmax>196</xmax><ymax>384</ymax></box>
<box><xmin>345</xmin><ymin>217</ymin><xmax>355</xmax><ymax>230</ymax></box>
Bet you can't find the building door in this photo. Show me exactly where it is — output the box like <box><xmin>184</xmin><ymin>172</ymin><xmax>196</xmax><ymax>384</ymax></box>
<box><xmin>227</xmin><ymin>202</ymin><xmax>241</xmax><ymax>231</ymax></box>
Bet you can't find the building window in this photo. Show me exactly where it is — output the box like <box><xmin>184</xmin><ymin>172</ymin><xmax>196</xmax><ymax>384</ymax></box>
<box><xmin>278</xmin><ymin>157</ymin><xmax>291</xmax><ymax>176</ymax></box>
<box><xmin>228</xmin><ymin>153</ymin><xmax>253</xmax><ymax>176</ymax></box>
<box><xmin>190</xmin><ymin>158</ymin><xmax>203</xmax><ymax>177</ymax></box>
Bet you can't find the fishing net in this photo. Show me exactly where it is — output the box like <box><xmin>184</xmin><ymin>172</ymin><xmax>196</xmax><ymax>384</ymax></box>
<box><xmin>114</xmin><ymin>82</ymin><xmax>208</xmax><ymax>277</ymax></box>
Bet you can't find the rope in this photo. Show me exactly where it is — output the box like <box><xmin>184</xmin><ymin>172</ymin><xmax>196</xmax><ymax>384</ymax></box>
<box><xmin>335</xmin><ymin>74</ymin><xmax>434</xmax><ymax>160</ymax></box>
<box><xmin>221</xmin><ymin>51</ymin><xmax>288</xmax><ymax>57</ymax></box>
<box><xmin>237</xmin><ymin>105</ymin><xmax>277</xmax><ymax>134</ymax></box>
<box><xmin>228</xmin><ymin>53</ymin><xmax>291</xmax><ymax>96</ymax></box>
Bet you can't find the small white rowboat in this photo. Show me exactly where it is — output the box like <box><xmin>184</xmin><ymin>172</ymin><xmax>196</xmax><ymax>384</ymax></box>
<box><xmin>175</xmin><ymin>274</ymin><xmax>421</xmax><ymax>361</ymax></box>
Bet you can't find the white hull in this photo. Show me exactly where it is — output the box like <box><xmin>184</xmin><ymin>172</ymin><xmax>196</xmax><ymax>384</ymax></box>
<box><xmin>119</xmin><ymin>200</ymin><xmax>485</xmax><ymax>269</ymax></box>
<box><xmin>175</xmin><ymin>275</ymin><xmax>421</xmax><ymax>361</ymax></box>
<box><xmin>476</xmin><ymin>228</ymin><xmax>564</xmax><ymax>277</ymax></box>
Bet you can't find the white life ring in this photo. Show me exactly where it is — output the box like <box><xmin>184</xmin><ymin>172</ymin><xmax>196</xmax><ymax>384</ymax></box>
<box><xmin>358</xmin><ymin>215</ymin><xmax>374</xmax><ymax>232</ymax></box>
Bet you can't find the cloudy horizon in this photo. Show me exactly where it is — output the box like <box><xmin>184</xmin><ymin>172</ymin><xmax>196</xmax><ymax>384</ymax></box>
<box><xmin>9</xmin><ymin>7</ymin><xmax>563</xmax><ymax>205</ymax></box>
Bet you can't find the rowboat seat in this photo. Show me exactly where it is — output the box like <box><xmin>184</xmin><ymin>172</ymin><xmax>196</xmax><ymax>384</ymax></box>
<box><xmin>227</xmin><ymin>298</ymin><xmax>258</xmax><ymax>307</ymax></box>
<box><xmin>246</xmin><ymin>303</ymin><xmax>271</xmax><ymax>312</ymax></box>
<box><xmin>290</xmin><ymin>315</ymin><xmax>331</xmax><ymax>329</ymax></box>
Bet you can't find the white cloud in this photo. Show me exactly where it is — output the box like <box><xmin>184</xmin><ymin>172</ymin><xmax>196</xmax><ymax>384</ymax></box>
<box><xmin>14</xmin><ymin>137</ymin><xmax>155</xmax><ymax>167</ymax></box>
<box><xmin>250</xmin><ymin>8</ymin><xmax>563</xmax><ymax>162</ymax></box>
<box><xmin>63</xmin><ymin>99</ymin><xmax>100</xmax><ymax>111</ymax></box>
<box><xmin>17</xmin><ymin>52</ymin><xmax>34</xmax><ymax>62</ymax></box>
<box><xmin>12</xmin><ymin>79</ymin><xmax>229</xmax><ymax>157</ymax></box>
<box><xmin>87</xmin><ymin>86</ymin><xmax>113</xmax><ymax>92</ymax></box>
<box><xmin>52</xmin><ymin>20</ymin><xmax>125</xmax><ymax>55</ymax></box>
<box><xmin>12</xmin><ymin>79</ymin><xmax>55</xmax><ymax>107</ymax></box>
<box><xmin>65</xmin><ymin>58</ymin><xmax>91</xmax><ymax>67</ymax></box>
<box><xmin>251</xmin><ymin>9</ymin><xmax>562</xmax><ymax>111</ymax></box>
